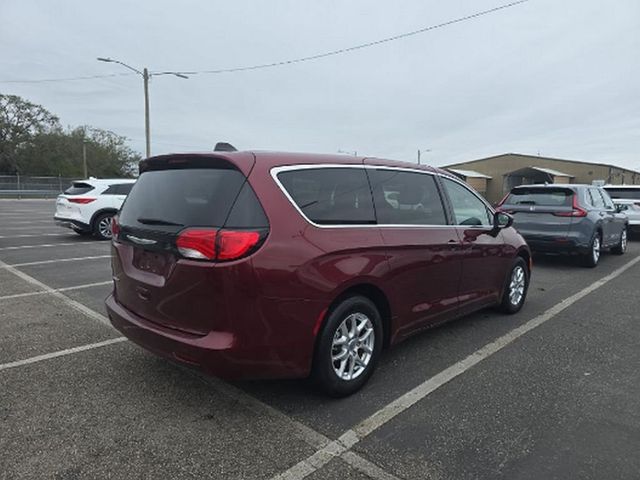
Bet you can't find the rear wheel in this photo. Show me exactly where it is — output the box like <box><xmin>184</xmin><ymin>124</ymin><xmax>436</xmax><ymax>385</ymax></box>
<box><xmin>582</xmin><ymin>231</ymin><xmax>601</xmax><ymax>268</ymax></box>
<box><xmin>498</xmin><ymin>257</ymin><xmax>529</xmax><ymax>313</ymax></box>
<box><xmin>312</xmin><ymin>295</ymin><xmax>383</xmax><ymax>397</ymax></box>
<box><xmin>611</xmin><ymin>227</ymin><xmax>627</xmax><ymax>255</ymax></box>
<box><xmin>93</xmin><ymin>213</ymin><xmax>114</xmax><ymax>240</ymax></box>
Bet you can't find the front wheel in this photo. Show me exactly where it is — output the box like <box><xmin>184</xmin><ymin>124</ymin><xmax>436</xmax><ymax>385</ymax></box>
<box><xmin>498</xmin><ymin>258</ymin><xmax>529</xmax><ymax>314</ymax></box>
<box><xmin>312</xmin><ymin>296</ymin><xmax>383</xmax><ymax>397</ymax></box>
<box><xmin>611</xmin><ymin>227</ymin><xmax>627</xmax><ymax>255</ymax></box>
<box><xmin>93</xmin><ymin>213</ymin><xmax>114</xmax><ymax>240</ymax></box>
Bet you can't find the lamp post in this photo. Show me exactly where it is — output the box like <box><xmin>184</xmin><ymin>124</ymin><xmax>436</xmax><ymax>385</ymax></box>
<box><xmin>417</xmin><ymin>148</ymin><xmax>431</xmax><ymax>165</ymax></box>
<box><xmin>97</xmin><ymin>57</ymin><xmax>188</xmax><ymax>158</ymax></box>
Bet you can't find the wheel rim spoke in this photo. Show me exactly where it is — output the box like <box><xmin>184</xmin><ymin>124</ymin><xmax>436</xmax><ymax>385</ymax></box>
<box><xmin>331</xmin><ymin>311</ymin><xmax>375</xmax><ymax>381</ymax></box>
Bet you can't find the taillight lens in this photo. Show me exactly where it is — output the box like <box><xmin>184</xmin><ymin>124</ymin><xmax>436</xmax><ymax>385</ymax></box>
<box><xmin>554</xmin><ymin>194</ymin><xmax>587</xmax><ymax>217</ymax></box>
<box><xmin>68</xmin><ymin>198</ymin><xmax>96</xmax><ymax>204</ymax></box>
<box><xmin>217</xmin><ymin>230</ymin><xmax>261</xmax><ymax>260</ymax></box>
<box><xmin>111</xmin><ymin>215</ymin><xmax>120</xmax><ymax>239</ymax></box>
<box><xmin>176</xmin><ymin>228</ymin><xmax>262</xmax><ymax>261</ymax></box>
<box><xmin>176</xmin><ymin>229</ymin><xmax>217</xmax><ymax>260</ymax></box>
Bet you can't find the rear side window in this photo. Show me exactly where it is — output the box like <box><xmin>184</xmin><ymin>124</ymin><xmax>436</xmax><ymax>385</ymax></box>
<box><xmin>277</xmin><ymin>168</ymin><xmax>375</xmax><ymax>225</ymax></box>
<box><xmin>368</xmin><ymin>169</ymin><xmax>446</xmax><ymax>225</ymax></box>
<box><xmin>119</xmin><ymin>167</ymin><xmax>259</xmax><ymax>230</ymax></box>
<box><xmin>103</xmin><ymin>183</ymin><xmax>134</xmax><ymax>195</ymax></box>
<box><xmin>64</xmin><ymin>182</ymin><xmax>94</xmax><ymax>195</ymax></box>
<box><xmin>588</xmin><ymin>188</ymin><xmax>605</xmax><ymax>208</ymax></box>
<box><xmin>505</xmin><ymin>188</ymin><xmax>573</xmax><ymax>206</ymax></box>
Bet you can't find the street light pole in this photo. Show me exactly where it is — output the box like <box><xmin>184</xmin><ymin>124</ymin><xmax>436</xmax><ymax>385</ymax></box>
<box><xmin>143</xmin><ymin>68</ymin><xmax>151</xmax><ymax>158</ymax></box>
<box><xmin>417</xmin><ymin>148</ymin><xmax>431</xmax><ymax>165</ymax></box>
<box><xmin>97</xmin><ymin>58</ymin><xmax>187</xmax><ymax>159</ymax></box>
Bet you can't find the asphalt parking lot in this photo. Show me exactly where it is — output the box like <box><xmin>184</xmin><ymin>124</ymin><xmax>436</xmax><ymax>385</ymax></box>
<box><xmin>1</xmin><ymin>199</ymin><xmax>639</xmax><ymax>480</ymax></box>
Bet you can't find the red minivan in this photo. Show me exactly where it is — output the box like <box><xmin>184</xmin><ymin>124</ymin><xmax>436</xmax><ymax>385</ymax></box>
<box><xmin>106</xmin><ymin>151</ymin><xmax>531</xmax><ymax>396</ymax></box>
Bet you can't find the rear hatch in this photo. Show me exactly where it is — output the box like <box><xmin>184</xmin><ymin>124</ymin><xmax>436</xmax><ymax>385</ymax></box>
<box><xmin>112</xmin><ymin>154</ymin><xmax>269</xmax><ymax>336</ymax></box>
<box><xmin>56</xmin><ymin>181</ymin><xmax>96</xmax><ymax>217</ymax></box>
<box><xmin>499</xmin><ymin>187</ymin><xmax>579</xmax><ymax>240</ymax></box>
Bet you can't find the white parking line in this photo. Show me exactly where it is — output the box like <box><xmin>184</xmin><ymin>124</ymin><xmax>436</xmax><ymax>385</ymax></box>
<box><xmin>0</xmin><ymin>233</ymin><xmax>72</xmax><ymax>239</ymax></box>
<box><xmin>0</xmin><ymin>338</ymin><xmax>126</xmax><ymax>371</ymax></box>
<box><xmin>0</xmin><ymin>241</ymin><xmax>97</xmax><ymax>251</ymax></box>
<box><xmin>0</xmin><ymin>259</ymin><xmax>111</xmax><ymax>326</ymax></box>
<box><xmin>271</xmin><ymin>254</ymin><xmax>640</xmax><ymax>480</ymax></box>
<box><xmin>5</xmin><ymin>255</ymin><xmax>111</xmax><ymax>268</ymax></box>
<box><xmin>0</xmin><ymin>281</ymin><xmax>112</xmax><ymax>301</ymax></box>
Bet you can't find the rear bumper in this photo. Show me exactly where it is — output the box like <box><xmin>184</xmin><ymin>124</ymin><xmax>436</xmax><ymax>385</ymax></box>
<box><xmin>521</xmin><ymin>232</ymin><xmax>591</xmax><ymax>254</ymax></box>
<box><xmin>54</xmin><ymin>215</ymin><xmax>90</xmax><ymax>232</ymax></box>
<box><xmin>105</xmin><ymin>293</ymin><xmax>310</xmax><ymax>379</ymax></box>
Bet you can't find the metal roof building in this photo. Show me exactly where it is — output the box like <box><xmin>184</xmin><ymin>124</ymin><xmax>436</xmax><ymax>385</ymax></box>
<box><xmin>444</xmin><ymin>153</ymin><xmax>640</xmax><ymax>204</ymax></box>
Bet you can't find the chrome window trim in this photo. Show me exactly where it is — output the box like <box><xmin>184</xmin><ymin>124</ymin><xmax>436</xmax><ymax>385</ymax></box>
<box><xmin>270</xmin><ymin>164</ymin><xmax>453</xmax><ymax>229</ymax></box>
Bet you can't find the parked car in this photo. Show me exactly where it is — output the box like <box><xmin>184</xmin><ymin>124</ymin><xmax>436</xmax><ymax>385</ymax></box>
<box><xmin>603</xmin><ymin>185</ymin><xmax>640</xmax><ymax>201</ymax></box>
<box><xmin>613</xmin><ymin>199</ymin><xmax>640</xmax><ymax>236</ymax></box>
<box><xmin>498</xmin><ymin>184</ymin><xmax>628</xmax><ymax>267</ymax></box>
<box><xmin>105</xmin><ymin>152</ymin><xmax>531</xmax><ymax>396</ymax></box>
<box><xmin>54</xmin><ymin>178</ymin><xmax>136</xmax><ymax>240</ymax></box>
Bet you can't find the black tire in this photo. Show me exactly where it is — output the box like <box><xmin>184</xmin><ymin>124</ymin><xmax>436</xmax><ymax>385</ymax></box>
<box><xmin>93</xmin><ymin>212</ymin><xmax>114</xmax><ymax>240</ymax></box>
<box><xmin>498</xmin><ymin>257</ymin><xmax>529</xmax><ymax>314</ymax></box>
<box><xmin>611</xmin><ymin>226</ymin><xmax>627</xmax><ymax>255</ymax></box>
<box><xmin>581</xmin><ymin>231</ymin><xmax>601</xmax><ymax>268</ymax></box>
<box><xmin>312</xmin><ymin>295</ymin><xmax>383</xmax><ymax>397</ymax></box>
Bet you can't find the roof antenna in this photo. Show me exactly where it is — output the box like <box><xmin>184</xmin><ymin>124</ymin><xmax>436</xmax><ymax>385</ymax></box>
<box><xmin>214</xmin><ymin>142</ymin><xmax>237</xmax><ymax>152</ymax></box>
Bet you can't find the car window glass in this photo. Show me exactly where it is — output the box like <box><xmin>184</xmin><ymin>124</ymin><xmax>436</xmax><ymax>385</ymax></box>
<box><xmin>103</xmin><ymin>185</ymin><xmax>119</xmax><ymax>195</ymax></box>
<box><xmin>599</xmin><ymin>189</ymin><xmax>615</xmax><ymax>209</ymax></box>
<box><xmin>368</xmin><ymin>169</ymin><xmax>446</xmax><ymax>225</ymax></box>
<box><xmin>504</xmin><ymin>188</ymin><xmax>572</xmax><ymax>206</ymax></box>
<box><xmin>589</xmin><ymin>188</ymin><xmax>605</xmax><ymax>208</ymax></box>
<box><xmin>441</xmin><ymin>177</ymin><xmax>492</xmax><ymax>226</ymax></box>
<box><xmin>64</xmin><ymin>182</ymin><xmax>94</xmax><ymax>195</ymax></box>
<box><xmin>278</xmin><ymin>168</ymin><xmax>375</xmax><ymax>225</ymax></box>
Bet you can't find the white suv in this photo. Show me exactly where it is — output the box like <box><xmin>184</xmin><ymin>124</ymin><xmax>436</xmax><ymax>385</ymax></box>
<box><xmin>54</xmin><ymin>178</ymin><xmax>137</xmax><ymax>240</ymax></box>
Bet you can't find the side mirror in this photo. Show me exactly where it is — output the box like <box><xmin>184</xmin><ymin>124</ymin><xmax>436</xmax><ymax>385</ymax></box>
<box><xmin>494</xmin><ymin>211</ymin><xmax>513</xmax><ymax>229</ymax></box>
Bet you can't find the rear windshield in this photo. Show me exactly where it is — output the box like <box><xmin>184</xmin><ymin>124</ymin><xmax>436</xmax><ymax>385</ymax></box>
<box><xmin>504</xmin><ymin>188</ymin><xmax>573</xmax><ymax>206</ymax></box>
<box><xmin>604</xmin><ymin>188</ymin><xmax>640</xmax><ymax>200</ymax></box>
<box><xmin>119</xmin><ymin>167</ymin><xmax>265</xmax><ymax>230</ymax></box>
<box><xmin>64</xmin><ymin>182</ymin><xmax>94</xmax><ymax>195</ymax></box>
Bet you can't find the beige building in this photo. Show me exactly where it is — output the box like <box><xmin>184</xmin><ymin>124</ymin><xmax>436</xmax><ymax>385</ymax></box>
<box><xmin>445</xmin><ymin>153</ymin><xmax>640</xmax><ymax>204</ymax></box>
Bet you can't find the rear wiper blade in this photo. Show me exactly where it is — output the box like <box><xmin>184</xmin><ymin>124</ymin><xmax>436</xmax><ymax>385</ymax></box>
<box><xmin>137</xmin><ymin>217</ymin><xmax>184</xmax><ymax>226</ymax></box>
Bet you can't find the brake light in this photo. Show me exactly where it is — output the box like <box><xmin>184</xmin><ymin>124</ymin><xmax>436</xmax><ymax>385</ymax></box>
<box><xmin>176</xmin><ymin>229</ymin><xmax>262</xmax><ymax>261</ymax></box>
<box><xmin>176</xmin><ymin>229</ymin><xmax>217</xmax><ymax>260</ymax></box>
<box><xmin>68</xmin><ymin>198</ymin><xmax>96</xmax><ymax>204</ymax></box>
<box><xmin>111</xmin><ymin>215</ymin><xmax>120</xmax><ymax>239</ymax></box>
<box><xmin>217</xmin><ymin>230</ymin><xmax>260</xmax><ymax>260</ymax></box>
<box><xmin>554</xmin><ymin>195</ymin><xmax>587</xmax><ymax>217</ymax></box>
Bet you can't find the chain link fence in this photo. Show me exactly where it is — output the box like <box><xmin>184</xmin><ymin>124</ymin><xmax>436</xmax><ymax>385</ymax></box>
<box><xmin>0</xmin><ymin>175</ymin><xmax>77</xmax><ymax>198</ymax></box>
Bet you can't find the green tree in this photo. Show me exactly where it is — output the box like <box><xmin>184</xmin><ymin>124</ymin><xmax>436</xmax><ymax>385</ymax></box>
<box><xmin>0</xmin><ymin>94</ymin><xmax>60</xmax><ymax>173</ymax></box>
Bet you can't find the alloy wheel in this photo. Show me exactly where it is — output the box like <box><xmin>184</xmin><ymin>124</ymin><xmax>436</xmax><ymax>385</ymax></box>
<box><xmin>592</xmin><ymin>236</ymin><xmax>600</xmax><ymax>264</ymax></box>
<box><xmin>98</xmin><ymin>215</ymin><xmax>113</xmax><ymax>239</ymax></box>
<box><xmin>509</xmin><ymin>265</ymin><xmax>526</xmax><ymax>306</ymax></box>
<box><xmin>621</xmin><ymin>229</ymin><xmax>627</xmax><ymax>252</ymax></box>
<box><xmin>331</xmin><ymin>312</ymin><xmax>375</xmax><ymax>381</ymax></box>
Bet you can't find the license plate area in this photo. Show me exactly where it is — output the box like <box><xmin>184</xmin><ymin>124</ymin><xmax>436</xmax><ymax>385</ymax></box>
<box><xmin>133</xmin><ymin>248</ymin><xmax>172</xmax><ymax>276</ymax></box>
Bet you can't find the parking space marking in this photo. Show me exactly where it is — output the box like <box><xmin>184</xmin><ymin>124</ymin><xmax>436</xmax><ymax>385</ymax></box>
<box><xmin>0</xmin><ymin>241</ymin><xmax>96</xmax><ymax>251</ymax></box>
<box><xmin>4</xmin><ymin>255</ymin><xmax>111</xmax><ymax>268</ymax></box>
<box><xmin>0</xmin><ymin>233</ymin><xmax>73</xmax><ymax>239</ymax></box>
<box><xmin>0</xmin><ymin>337</ymin><xmax>126</xmax><ymax>371</ymax></box>
<box><xmin>0</xmin><ymin>259</ymin><xmax>111</xmax><ymax>326</ymax></box>
<box><xmin>0</xmin><ymin>281</ymin><xmax>112</xmax><ymax>301</ymax></box>
<box><xmin>271</xmin><ymin>254</ymin><xmax>640</xmax><ymax>480</ymax></box>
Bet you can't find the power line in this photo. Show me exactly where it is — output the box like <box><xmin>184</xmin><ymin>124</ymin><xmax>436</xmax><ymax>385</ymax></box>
<box><xmin>174</xmin><ymin>0</ymin><xmax>530</xmax><ymax>77</ymax></box>
<box><xmin>0</xmin><ymin>0</ymin><xmax>529</xmax><ymax>84</ymax></box>
<box><xmin>0</xmin><ymin>72</ymin><xmax>137</xmax><ymax>84</ymax></box>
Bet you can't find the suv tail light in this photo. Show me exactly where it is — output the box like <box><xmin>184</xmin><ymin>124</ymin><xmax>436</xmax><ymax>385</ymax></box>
<box><xmin>68</xmin><ymin>198</ymin><xmax>96</xmax><ymax>204</ymax></box>
<box><xmin>176</xmin><ymin>228</ymin><xmax>262</xmax><ymax>261</ymax></box>
<box><xmin>111</xmin><ymin>215</ymin><xmax>121</xmax><ymax>240</ymax></box>
<box><xmin>554</xmin><ymin>195</ymin><xmax>587</xmax><ymax>217</ymax></box>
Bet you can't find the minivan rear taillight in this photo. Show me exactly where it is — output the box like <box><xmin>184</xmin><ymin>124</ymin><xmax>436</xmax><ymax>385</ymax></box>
<box><xmin>176</xmin><ymin>228</ymin><xmax>262</xmax><ymax>261</ymax></box>
<box><xmin>111</xmin><ymin>215</ymin><xmax>120</xmax><ymax>239</ymax></box>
